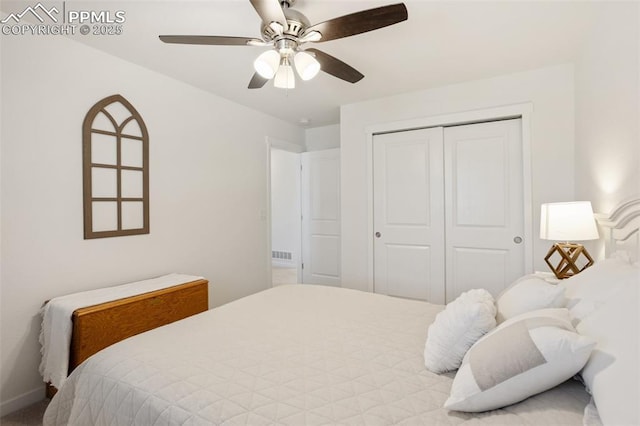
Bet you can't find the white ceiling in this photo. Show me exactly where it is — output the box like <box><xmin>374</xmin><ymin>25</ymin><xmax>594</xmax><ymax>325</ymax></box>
<box><xmin>65</xmin><ymin>0</ymin><xmax>598</xmax><ymax>127</ymax></box>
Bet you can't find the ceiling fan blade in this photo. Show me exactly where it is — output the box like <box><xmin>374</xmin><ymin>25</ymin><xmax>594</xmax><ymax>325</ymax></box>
<box><xmin>304</xmin><ymin>3</ymin><xmax>407</xmax><ymax>42</ymax></box>
<box><xmin>159</xmin><ymin>35</ymin><xmax>262</xmax><ymax>46</ymax></box>
<box><xmin>248</xmin><ymin>73</ymin><xmax>269</xmax><ymax>89</ymax></box>
<box><xmin>249</xmin><ymin>0</ymin><xmax>287</xmax><ymax>29</ymax></box>
<box><xmin>305</xmin><ymin>48</ymin><xmax>364</xmax><ymax>84</ymax></box>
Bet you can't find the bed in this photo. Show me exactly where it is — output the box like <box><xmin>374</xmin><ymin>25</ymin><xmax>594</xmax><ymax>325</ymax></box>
<box><xmin>43</xmin><ymin>198</ymin><xmax>639</xmax><ymax>425</ymax></box>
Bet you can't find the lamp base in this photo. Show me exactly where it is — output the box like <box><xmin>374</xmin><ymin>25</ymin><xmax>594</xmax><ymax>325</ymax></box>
<box><xmin>544</xmin><ymin>242</ymin><xmax>595</xmax><ymax>280</ymax></box>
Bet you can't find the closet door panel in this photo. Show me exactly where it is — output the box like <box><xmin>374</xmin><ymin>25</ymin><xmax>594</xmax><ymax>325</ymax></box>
<box><xmin>444</xmin><ymin>119</ymin><xmax>524</xmax><ymax>302</ymax></box>
<box><xmin>373</xmin><ymin>128</ymin><xmax>445</xmax><ymax>303</ymax></box>
<box><xmin>449</xmin><ymin>247</ymin><xmax>509</xmax><ymax>298</ymax></box>
<box><xmin>453</xmin><ymin>137</ymin><xmax>506</xmax><ymax>227</ymax></box>
<box><xmin>384</xmin><ymin>142</ymin><xmax>430</xmax><ymax>226</ymax></box>
<box><xmin>384</xmin><ymin>244</ymin><xmax>431</xmax><ymax>300</ymax></box>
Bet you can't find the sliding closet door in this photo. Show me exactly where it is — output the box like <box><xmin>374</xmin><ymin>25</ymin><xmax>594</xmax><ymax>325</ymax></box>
<box><xmin>373</xmin><ymin>128</ymin><xmax>445</xmax><ymax>303</ymax></box>
<box><xmin>444</xmin><ymin>119</ymin><xmax>524</xmax><ymax>301</ymax></box>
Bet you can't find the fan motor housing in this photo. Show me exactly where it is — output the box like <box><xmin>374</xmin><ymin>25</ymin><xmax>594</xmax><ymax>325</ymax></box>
<box><xmin>261</xmin><ymin>7</ymin><xmax>309</xmax><ymax>40</ymax></box>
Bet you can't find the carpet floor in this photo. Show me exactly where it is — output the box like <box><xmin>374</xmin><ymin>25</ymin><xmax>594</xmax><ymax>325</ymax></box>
<box><xmin>1</xmin><ymin>400</ymin><xmax>48</xmax><ymax>426</ymax></box>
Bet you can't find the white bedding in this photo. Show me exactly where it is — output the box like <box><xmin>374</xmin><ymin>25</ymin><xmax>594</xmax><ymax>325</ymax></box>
<box><xmin>44</xmin><ymin>285</ymin><xmax>589</xmax><ymax>425</ymax></box>
<box><xmin>40</xmin><ymin>273</ymin><xmax>203</xmax><ymax>389</ymax></box>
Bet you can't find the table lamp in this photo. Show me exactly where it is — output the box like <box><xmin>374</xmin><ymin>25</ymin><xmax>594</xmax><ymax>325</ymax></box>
<box><xmin>540</xmin><ymin>201</ymin><xmax>599</xmax><ymax>279</ymax></box>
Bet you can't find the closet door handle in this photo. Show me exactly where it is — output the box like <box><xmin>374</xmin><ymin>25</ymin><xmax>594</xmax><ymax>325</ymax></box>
<box><xmin>513</xmin><ymin>236</ymin><xmax>523</xmax><ymax>244</ymax></box>
<box><xmin>375</xmin><ymin>232</ymin><xmax>382</xmax><ymax>238</ymax></box>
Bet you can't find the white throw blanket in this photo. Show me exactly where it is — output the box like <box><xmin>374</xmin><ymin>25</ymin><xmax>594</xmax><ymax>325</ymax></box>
<box><xmin>39</xmin><ymin>273</ymin><xmax>204</xmax><ymax>389</ymax></box>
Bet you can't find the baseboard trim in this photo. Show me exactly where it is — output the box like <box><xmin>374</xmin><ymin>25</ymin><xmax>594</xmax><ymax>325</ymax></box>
<box><xmin>0</xmin><ymin>387</ymin><xmax>45</xmax><ymax>417</ymax></box>
<box><xmin>271</xmin><ymin>260</ymin><xmax>296</xmax><ymax>268</ymax></box>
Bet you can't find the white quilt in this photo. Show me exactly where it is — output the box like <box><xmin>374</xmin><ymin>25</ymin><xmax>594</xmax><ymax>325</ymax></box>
<box><xmin>44</xmin><ymin>285</ymin><xmax>589</xmax><ymax>425</ymax></box>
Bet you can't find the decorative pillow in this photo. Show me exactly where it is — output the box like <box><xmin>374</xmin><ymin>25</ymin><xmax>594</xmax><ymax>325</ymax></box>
<box><xmin>560</xmin><ymin>257</ymin><xmax>637</xmax><ymax>322</ymax></box>
<box><xmin>576</xmin><ymin>280</ymin><xmax>639</xmax><ymax>426</ymax></box>
<box><xmin>495</xmin><ymin>276</ymin><xmax>566</xmax><ymax>323</ymax></box>
<box><xmin>424</xmin><ymin>289</ymin><xmax>496</xmax><ymax>374</ymax></box>
<box><xmin>444</xmin><ymin>308</ymin><xmax>596</xmax><ymax>412</ymax></box>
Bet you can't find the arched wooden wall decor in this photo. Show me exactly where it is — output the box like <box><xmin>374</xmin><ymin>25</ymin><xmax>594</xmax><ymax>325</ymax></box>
<box><xmin>83</xmin><ymin>94</ymin><xmax>149</xmax><ymax>239</ymax></box>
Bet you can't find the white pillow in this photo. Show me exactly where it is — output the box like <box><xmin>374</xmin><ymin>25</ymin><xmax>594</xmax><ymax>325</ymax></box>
<box><xmin>576</xmin><ymin>280</ymin><xmax>639</xmax><ymax>426</ymax></box>
<box><xmin>561</xmin><ymin>258</ymin><xmax>637</xmax><ymax>322</ymax></box>
<box><xmin>496</xmin><ymin>276</ymin><xmax>566</xmax><ymax>323</ymax></box>
<box><xmin>424</xmin><ymin>289</ymin><xmax>496</xmax><ymax>374</ymax></box>
<box><xmin>444</xmin><ymin>308</ymin><xmax>596</xmax><ymax>412</ymax></box>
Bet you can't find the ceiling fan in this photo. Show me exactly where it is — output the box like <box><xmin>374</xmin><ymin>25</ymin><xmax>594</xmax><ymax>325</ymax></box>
<box><xmin>159</xmin><ymin>0</ymin><xmax>408</xmax><ymax>89</ymax></box>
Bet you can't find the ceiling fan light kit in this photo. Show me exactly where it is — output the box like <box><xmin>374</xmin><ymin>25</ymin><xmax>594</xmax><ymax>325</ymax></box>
<box><xmin>159</xmin><ymin>0</ymin><xmax>408</xmax><ymax>90</ymax></box>
<box><xmin>254</xmin><ymin>50</ymin><xmax>280</xmax><ymax>79</ymax></box>
<box><xmin>294</xmin><ymin>51</ymin><xmax>320</xmax><ymax>80</ymax></box>
<box><xmin>274</xmin><ymin>56</ymin><xmax>296</xmax><ymax>89</ymax></box>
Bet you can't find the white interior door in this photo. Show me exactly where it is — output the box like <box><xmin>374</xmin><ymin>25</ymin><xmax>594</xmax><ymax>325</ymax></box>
<box><xmin>444</xmin><ymin>119</ymin><xmax>524</xmax><ymax>301</ymax></box>
<box><xmin>373</xmin><ymin>128</ymin><xmax>445</xmax><ymax>302</ymax></box>
<box><xmin>301</xmin><ymin>149</ymin><xmax>341</xmax><ymax>286</ymax></box>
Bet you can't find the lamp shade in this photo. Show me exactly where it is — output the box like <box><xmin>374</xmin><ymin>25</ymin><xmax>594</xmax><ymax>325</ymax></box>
<box><xmin>254</xmin><ymin>50</ymin><xmax>280</xmax><ymax>79</ymax></box>
<box><xmin>274</xmin><ymin>57</ymin><xmax>295</xmax><ymax>89</ymax></box>
<box><xmin>294</xmin><ymin>51</ymin><xmax>320</xmax><ymax>81</ymax></box>
<box><xmin>540</xmin><ymin>201</ymin><xmax>599</xmax><ymax>241</ymax></box>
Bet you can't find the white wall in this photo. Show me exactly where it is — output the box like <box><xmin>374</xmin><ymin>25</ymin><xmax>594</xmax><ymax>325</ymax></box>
<box><xmin>575</xmin><ymin>2</ymin><xmax>640</xmax><ymax>216</ymax></box>
<box><xmin>270</xmin><ymin>149</ymin><xmax>301</xmax><ymax>267</ymax></box>
<box><xmin>0</xmin><ymin>34</ymin><xmax>303</xmax><ymax>412</ymax></box>
<box><xmin>305</xmin><ymin>124</ymin><xmax>340</xmax><ymax>151</ymax></box>
<box><xmin>340</xmin><ymin>65</ymin><xmax>576</xmax><ymax>291</ymax></box>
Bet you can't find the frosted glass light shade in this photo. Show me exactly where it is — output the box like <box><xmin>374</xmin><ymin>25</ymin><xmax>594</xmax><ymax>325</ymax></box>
<box><xmin>274</xmin><ymin>59</ymin><xmax>295</xmax><ymax>89</ymax></box>
<box><xmin>294</xmin><ymin>51</ymin><xmax>320</xmax><ymax>80</ymax></box>
<box><xmin>540</xmin><ymin>201</ymin><xmax>599</xmax><ymax>241</ymax></box>
<box><xmin>254</xmin><ymin>50</ymin><xmax>280</xmax><ymax>79</ymax></box>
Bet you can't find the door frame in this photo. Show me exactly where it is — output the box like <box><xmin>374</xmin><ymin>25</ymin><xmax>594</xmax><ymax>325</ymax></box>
<box><xmin>364</xmin><ymin>103</ymin><xmax>534</xmax><ymax>294</ymax></box>
<box><xmin>265</xmin><ymin>136</ymin><xmax>304</xmax><ymax>286</ymax></box>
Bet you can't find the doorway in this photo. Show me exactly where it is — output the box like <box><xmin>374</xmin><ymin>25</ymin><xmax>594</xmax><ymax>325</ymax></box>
<box><xmin>270</xmin><ymin>147</ymin><xmax>302</xmax><ymax>286</ymax></box>
<box><xmin>268</xmin><ymin>141</ymin><xmax>341</xmax><ymax>287</ymax></box>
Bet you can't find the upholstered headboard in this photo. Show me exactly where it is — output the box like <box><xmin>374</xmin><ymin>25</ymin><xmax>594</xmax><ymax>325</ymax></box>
<box><xmin>595</xmin><ymin>197</ymin><xmax>640</xmax><ymax>262</ymax></box>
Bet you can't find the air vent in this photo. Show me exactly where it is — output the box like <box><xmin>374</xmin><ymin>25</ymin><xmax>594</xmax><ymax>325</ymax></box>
<box><xmin>272</xmin><ymin>250</ymin><xmax>292</xmax><ymax>260</ymax></box>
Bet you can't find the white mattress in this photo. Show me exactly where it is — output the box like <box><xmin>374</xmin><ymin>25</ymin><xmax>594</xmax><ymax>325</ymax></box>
<box><xmin>44</xmin><ymin>285</ymin><xmax>589</xmax><ymax>425</ymax></box>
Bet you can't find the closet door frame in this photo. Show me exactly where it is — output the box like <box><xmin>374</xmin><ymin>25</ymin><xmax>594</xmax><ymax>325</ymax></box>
<box><xmin>364</xmin><ymin>103</ymin><xmax>534</xmax><ymax>294</ymax></box>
